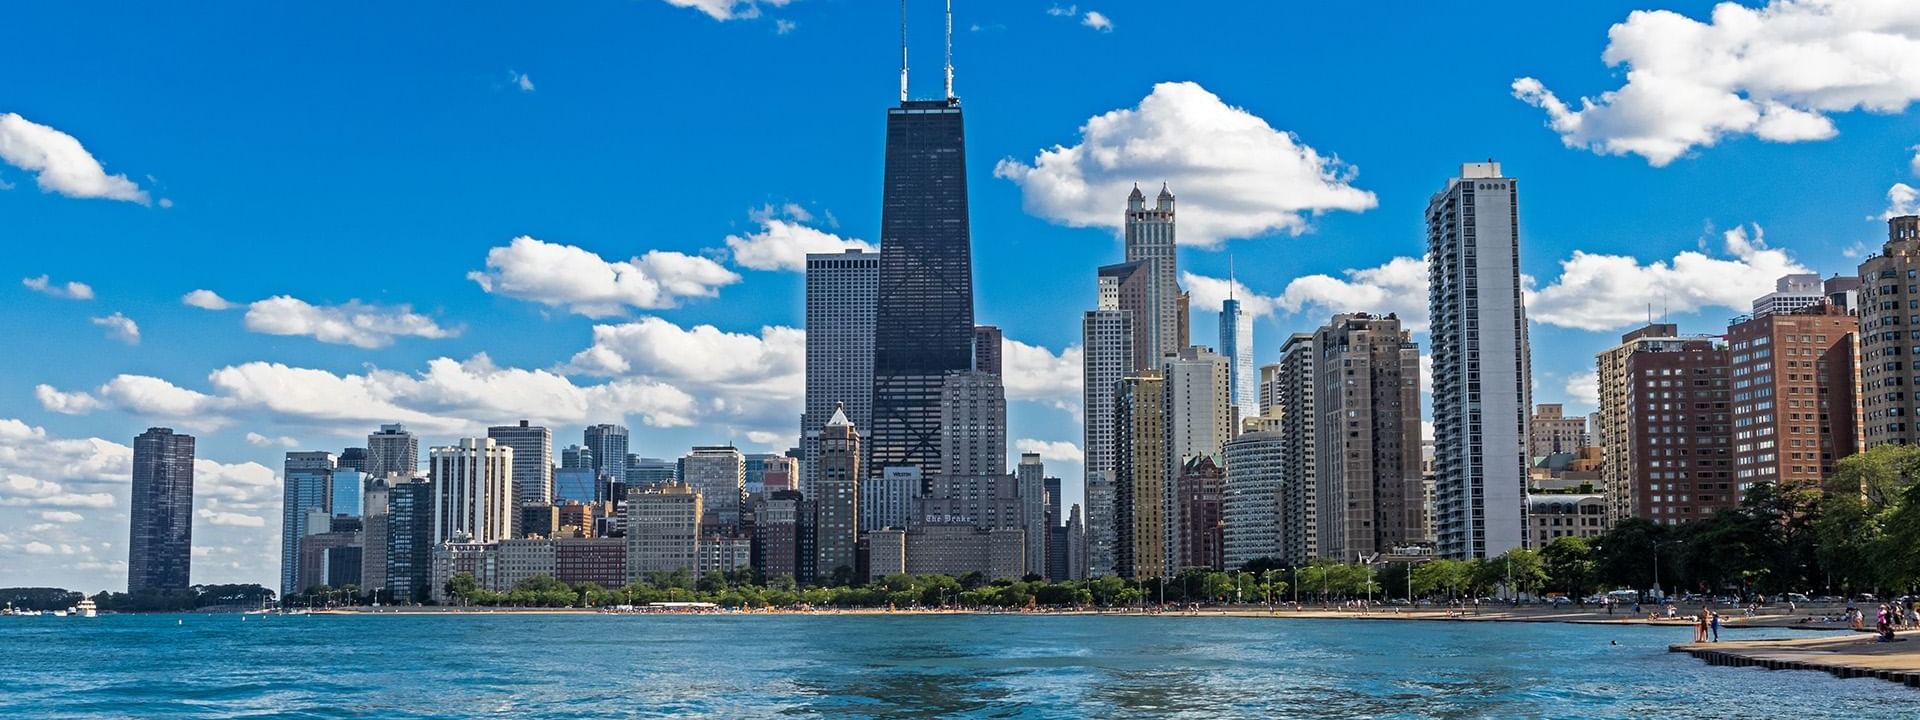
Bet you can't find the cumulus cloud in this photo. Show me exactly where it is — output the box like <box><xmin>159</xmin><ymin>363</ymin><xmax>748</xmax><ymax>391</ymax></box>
<box><xmin>198</xmin><ymin>509</ymin><xmax>266</xmax><ymax>528</ymax></box>
<box><xmin>91</xmin><ymin>313</ymin><xmax>140</xmax><ymax>345</ymax></box>
<box><xmin>995</xmin><ymin>81</ymin><xmax>1376</xmax><ymax>246</ymax></box>
<box><xmin>1081</xmin><ymin>10</ymin><xmax>1113</xmax><ymax>32</ymax></box>
<box><xmin>1528</xmin><ymin>224</ymin><xmax>1810</xmax><ymax>331</ymax></box>
<box><xmin>181</xmin><ymin>289</ymin><xmax>235</xmax><ymax>310</ymax></box>
<box><xmin>1185</xmin><ymin>256</ymin><xmax>1430</xmax><ymax>330</ymax></box>
<box><xmin>722</xmin><ymin>205</ymin><xmax>873</xmax><ymax>271</ymax></box>
<box><xmin>661</xmin><ymin>0</ymin><xmax>790</xmax><ymax>21</ymax></box>
<box><xmin>1047</xmin><ymin>4</ymin><xmax>1076</xmax><ymax>16</ymax></box>
<box><xmin>1002</xmin><ymin>339</ymin><xmax>1083</xmax><ymax>415</ymax></box>
<box><xmin>34</xmin><ymin>385</ymin><xmax>104</xmax><ymax>415</ymax></box>
<box><xmin>22</xmin><ymin>275</ymin><xmax>94</xmax><ymax>300</ymax></box>
<box><xmin>1566</xmin><ymin>370</ymin><xmax>1601</xmax><ymax>407</ymax></box>
<box><xmin>245</xmin><ymin>432</ymin><xmax>298</xmax><ymax>449</ymax></box>
<box><xmin>567</xmin><ymin>317</ymin><xmax>804</xmax><ymax>393</ymax></box>
<box><xmin>38</xmin><ymin>510</ymin><xmax>82</xmax><ymax>524</ymax></box>
<box><xmin>1911</xmin><ymin>145</ymin><xmax>1920</xmax><ymax>177</ymax></box>
<box><xmin>1016</xmin><ymin>438</ymin><xmax>1084</xmax><ymax>464</ymax></box>
<box><xmin>1512</xmin><ymin>1</ymin><xmax>1920</xmax><ymax>166</ymax></box>
<box><xmin>509</xmin><ymin>70</ymin><xmax>535</xmax><ymax>92</ymax></box>
<box><xmin>1884</xmin><ymin>183</ymin><xmax>1919</xmax><ymax>220</ymax></box>
<box><xmin>469</xmin><ymin>236</ymin><xmax>740</xmax><ymax>317</ymax></box>
<box><xmin>39</xmin><ymin>354</ymin><xmax>703</xmax><ymax>437</ymax></box>
<box><xmin>0</xmin><ymin>113</ymin><xmax>150</xmax><ymax>204</ymax></box>
<box><xmin>243</xmin><ymin>296</ymin><xmax>458</xmax><ymax>348</ymax></box>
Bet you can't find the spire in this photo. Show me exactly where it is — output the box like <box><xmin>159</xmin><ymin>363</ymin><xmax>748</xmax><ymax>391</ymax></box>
<box><xmin>899</xmin><ymin>0</ymin><xmax>909</xmax><ymax>103</ymax></box>
<box><xmin>1127</xmin><ymin>183</ymin><xmax>1145</xmax><ymax>201</ymax></box>
<box><xmin>1228</xmin><ymin>255</ymin><xmax>1236</xmax><ymax>302</ymax></box>
<box><xmin>827</xmin><ymin>401</ymin><xmax>852</xmax><ymax>428</ymax></box>
<box><xmin>1157</xmin><ymin>182</ymin><xmax>1173</xmax><ymax>200</ymax></box>
<box><xmin>944</xmin><ymin>0</ymin><xmax>954</xmax><ymax>101</ymax></box>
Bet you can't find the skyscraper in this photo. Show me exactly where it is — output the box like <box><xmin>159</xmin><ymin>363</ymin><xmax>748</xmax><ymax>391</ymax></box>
<box><xmin>1275</xmin><ymin>334</ymin><xmax>1319</xmax><ymax>565</ymax></box>
<box><xmin>1727</xmin><ymin>302</ymin><xmax>1861</xmax><ymax>492</ymax></box>
<box><xmin>429</xmin><ymin>438</ymin><xmax>514</xmax><ymax>545</ymax></box>
<box><xmin>1312</xmin><ymin>313</ymin><xmax>1425</xmax><ymax>561</ymax></box>
<box><xmin>1858</xmin><ymin>216</ymin><xmax>1920</xmax><ymax>447</ymax></box>
<box><xmin>938</xmin><ymin>370</ymin><xmax>1006</xmax><ymax>480</ymax></box>
<box><xmin>1081</xmin><ymin>268</ymin><xmax>1135</xmax><ymax>579</ymax></box>
<box><xmin>1161</xmin><ymin>346</ymin><xmax>1232</xmax><ymax>571</ymax></box>
<box><xmin>1016</xmin><ymin>453</ymin><xmax>1048</xmax><ymax>578</ymax></box>
<box><xmin>281</xmin><ymin>451</ymin><xmax>335</xmax><ymax>597</ymax></box>
<box><xmin>972</xmin><ymin>325</ymin><xmax>1003</xmax><ymax>375</ymax></box>
<box><xmin>584</xmin><ymin>424</ymin><xmax>629</xmax><ymax>488</ymax></box>
<box><xmin>1125</xmin><ymin>184</ymin><xmax>1181</xmax><ymax>365</ymax></box>
<box><xmin>366</xmin><ymin>423</ymin><xmax>418</xmax><ymax>478</ymax></box>
<box><xmin>869</xmin><ymin>94</ymin><xmax>975</xmax><ymax>483</ymax></box>
<box><xmin>816</xmin><ymin>404</ymin><xmax>862</xmax><ymax>582</ymax></box>
<box><xmin>682</xmin><ymin>446</ymin><xmax>746</xmax><ymax>529</ymax></box>
<box><xmin>1221</xmin><ymin>429</ymin><xmax>1283</xmax><ymax>569</ymax></box>
<box><xmin>560</xmin><ymin>444</ymin><xmax>593</xmax><ymax>470</ymax></box>
<box><xmin>1219</xmin><ymin>274</ymin><xmax>1255</xmax><ymax>419</ymax></box>
<box><xmin>488</xmin><ymin>420</ymin><xmax>552</xmax><ymax>534</ymax></box>
<box><xmin>625</xmin><ymin>483</ymin><xmax>701</xmax><ymax>578</ymax></box>
<box><xmin>1626</xmin><ymin>340</ymin><xmax>1733</xmax><ymax>524</ymax></box>
<box><xmin>1113</xmin><ymin>373</ymin><xmax>1166</xmax><ymax>580</ymax></box>
<box><xmin>1428</xmin><ymin>161</ymin><xmax>1531</xmax><ymax>559</ymax></box>
<box><xmin>384</xmin><ymin>476</ymin><xmax>435</xmax><ymax>603</ymax></box>
<box><xmin>1594</xmin><ymin>323</ymin><xmax>1698</xmax><ymax>524</ymax></box>
<box><xmin>803</xmin><ymin>248</ymin><xmax>879</xmax><ymax>497</ymax></box>
<box><xmin>128</xmin><ymin>427</ymin><xmax>194</xmax><ymax>593</ymax></box>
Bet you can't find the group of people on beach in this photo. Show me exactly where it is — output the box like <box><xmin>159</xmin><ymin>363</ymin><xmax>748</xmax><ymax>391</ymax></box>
<box><xmin>1692</xmin><ymin>609</ymin><xmax>1722</xmax><ymax>643</ymax></box>
<box><xmin>1861</xmin><ymin>603</ymin><xmax>1919</xmax><ymax>642</ymax></box>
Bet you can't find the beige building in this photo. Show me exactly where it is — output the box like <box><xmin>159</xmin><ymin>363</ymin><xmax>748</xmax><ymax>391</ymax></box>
<box><xmin>815</xmin><ymin>405</ymin><xmax>861</xmax><ymax>580</ymax></box>
<box><xmin>1525</xmin><ymin>493</ymin><xmax>1607</xmax><ymax>547</ymax></box>
<box><xmin>904</xmin><ymin>524</ymin><xmax>1026</xmax><ymax>581</ymax></box>
<box><xmin>1528</xmin><ymin>404</ymin><xmax>1589</xmax><ymax>458</ymax></box>
<box><xmin>868</xmin><ymin>528</ymin><xmax>907</xmax><ymax>581</ymax></box>
<box><xmin>1855</xmin><ymin>216</ymin><xmax>1920</xmax><ymax>448</ymax></box>
<box><xmin>1313</xmin><ymin>313</ymin><xmax>1426</xmax><ymax>562</ymax></box>
<box><xmin>623</xmin><ymin>483</ymin><xmax>701</xmax><ymax>580</ymax></box>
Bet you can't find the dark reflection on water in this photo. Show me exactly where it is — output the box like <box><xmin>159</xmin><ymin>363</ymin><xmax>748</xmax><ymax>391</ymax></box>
<box><xmin>2</xmin><ymin>613</ymin><xmax>1917</xmax><ymax>718</ymax></box>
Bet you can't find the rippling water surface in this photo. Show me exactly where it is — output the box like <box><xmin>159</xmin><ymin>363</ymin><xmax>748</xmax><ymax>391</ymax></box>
<box><xmin>2</xmin><ymin>613</ymin><xmax>1916</xmax><ymax>718</ymax></box>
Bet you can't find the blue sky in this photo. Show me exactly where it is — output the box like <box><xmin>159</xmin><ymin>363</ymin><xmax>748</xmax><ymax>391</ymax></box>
<box><xmin>3</xmin><ymin>0</ymin><xmax>1917</xmax><ymax>590</ymax></box>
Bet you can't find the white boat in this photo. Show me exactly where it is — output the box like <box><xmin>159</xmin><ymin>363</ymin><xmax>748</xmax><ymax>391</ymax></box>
<box><xmin>75</xmin><ymin>599</ymin><xmax>97</xmax><ymax>618</ymax></box>
<box><xmin>50</xmin><ymin>610</ymin><xmax>67</xmax><ymax>618</ymax></box>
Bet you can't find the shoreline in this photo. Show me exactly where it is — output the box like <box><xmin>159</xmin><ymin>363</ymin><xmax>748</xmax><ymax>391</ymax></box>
<box><xmin>1671</xmin><ymin>633</ymin><xmax>1920</xmax><ymax>688</ymax></box>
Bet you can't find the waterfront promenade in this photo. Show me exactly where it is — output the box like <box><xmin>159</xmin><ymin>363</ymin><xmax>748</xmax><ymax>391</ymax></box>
<box><xmin>1671</xmin><ymin>633</ymin><xmax>1920</xmax><ymax>688</ymax></box>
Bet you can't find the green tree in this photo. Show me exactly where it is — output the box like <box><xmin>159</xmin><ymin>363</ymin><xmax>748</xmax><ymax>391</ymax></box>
<box><xmin>1540</xmin><ymin>536</ymin><xmax>1595</xmax><ymax>599</ymax></box>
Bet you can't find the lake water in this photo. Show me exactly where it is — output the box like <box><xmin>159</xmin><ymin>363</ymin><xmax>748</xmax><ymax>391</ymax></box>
<box><xmin>2</xmin><ymin>612</ymin><xmax>1916</xmax><ymax>718</ymax></box>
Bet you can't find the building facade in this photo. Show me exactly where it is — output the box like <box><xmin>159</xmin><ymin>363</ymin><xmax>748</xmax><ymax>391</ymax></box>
<box><xmin>128</xmin><ymin>427</ymin><xmax>195</xmax><ymax>593</ymax></box>
<box><xmin>1529</xmin><ymin>403</ymin><xmax>1590</xmax><ymax>457</ymax></box>
<box><xmin>1857</xmin><ymin>216</ymin><xmax>1920</xmax><ymax>447</ymax></box>
<box><xmin>624</xmin><ymin>483</ymin><xmax>701</xmax><ymax>578</ymax></box>
<box><xmin>1113</xmin><ymin>374</ymin><xmax>1167</xmax><ymax>580</ymax></box>
<box><xmin>366</xmin><ymin>423</ymin><xmax>418</xmax><ymax>478</ymax></box>
<box><xmin>280</xmin><ymin>451</ymin><xmax>335</xmax><ymax>598</ymax></box>
<box><xmin>1728</xmin><ymin>303</ymin><xmax>1862</xmax><ymax>493</ymax></box>
<box><xmin>1595</xmin><ymin>323</ymin><xmax>1697</xmax><ymax>523</ymax></box>
<box><xmin>584</xmin><ymin>424</ymin><xmax>630</xmax><ymax>490</ymax></box>
<box><xmin>430</xmin><ymin>438</ymin><xmax>515</xmax><ymax>545</ymax></box>
<box><xmin>815</xmin><ymin>405</ymin><xmax>862</xmax><ymax>581</ymax></box>
<box><xmin>1177</xmin><ymin>456</ymin><xmax>1226</xmax><ymax>571</ymax></box>
<box><xmin>1626</xmin><ymin>339</ymin><xmax>1734</xmax><ymax>524</ymax></box>
<box><xmin>1313</xmin><ymin>313</ymin><xmax>1426</xmax><ymax>561</ymax></box>
<box><xmin>1222</xmin><ymin>429</ymin><xmax>1283</xmax><ymax>569</ymax></box>
<box><xmin>1161</xmin><ymin>346</ymin><xmax>1232</xmax><ymax>570</ymax></box>
<box><xmin>487</xmin><ymin>420</ymin><xmax>552</xmax><ymax>535</ymax></box>
<box><xmin>682</xmin><ymin>446</ymin><xmax>747</xmax><ymax>530</ymax></box>
<box><xmin>803</xmin><ymin>248</ymin><xmax>879</xmax><ymax>497</ymax></box>
<box><xmin>1220</xmin><ymin>294</ymin><xmax>1256</xmax><ymax>419</ymax></box>
<box><xmin>1125</xmin><ymin>184</ymin><xmax>1182</xmax><ymax>366</ymax></box>
<box><xmin>1275</xmin><ymin>334</ymin><xmax>1319</xmax><ymax>565</ymax></box>
<box><xmin>1427</xmin><ymin>161</ymin><xmax>1532</xmax><ymax>558</ymax></box>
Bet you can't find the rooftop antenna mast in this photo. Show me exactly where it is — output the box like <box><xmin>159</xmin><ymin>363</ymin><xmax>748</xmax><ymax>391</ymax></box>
<box><xmin>1228</xmin><ymin>255</ymin><xmax>1236</xmax><ymax>302</ymax></box>
<box><xmin>944</xmin><ymin>0</ymin><xmax>955</xmax><ymax>101</ymax></box>
<box><xmin>899</xmin><ymin>0</ymin><xmax>909</xmax><ymax>103</ymax></box>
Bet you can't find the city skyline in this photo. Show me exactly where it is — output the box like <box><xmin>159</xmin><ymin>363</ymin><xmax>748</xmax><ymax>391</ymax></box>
<box><xmin>6</xmin><ymin>0</ymin><xmax>1920</xmax><ymax>590</ymax></box>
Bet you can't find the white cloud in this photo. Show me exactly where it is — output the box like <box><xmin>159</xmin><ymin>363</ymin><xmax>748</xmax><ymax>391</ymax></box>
<box><xmin>0</xmin><ymin>113</ymin><xmax>150</xmax><ymax>204</ymax></box>
<box><xmin>1185</xmin><ymin>256</ymin><xmax>1430</xmax><ymax>330</ymax></box>
<box><xmin>509</xmin><ymin>70</ymin><xmax>535</xmax><ymax>92</ymax></box>
<box><xmin>1911</xmin><ymin>145</ymin><xmax>1920</xmax><ymax>177</ymax></box>
<box><xmin>567</xmin><ymin>318</ymin><xmax>804</xmax><ymax>393</ymax></box>
<box><xmin>1566</xmin><ymin>370</ymin><xmax>1601</xmax><ymax>407</ymax></box>
<box><xmin>1512</xmin><ymin>1</ymin><xmax>1920</xmax><ymax>166</ymax></box>
<box><xmin>20</xmin><ymin>541</ymin><xmax>54</xmax><ymax>555</ymax></box>
<box><xmin>22</xmin><ymin>275</ymin><xmax>94</xmax><ymax>300</ymax></box>
<box><xmin>661</xmin><ymin>0</ymin><xmax>790</xmax><ymax>21</ymax></box>
<box><xmin>745</xmin><ymin>430</ymin><xmax>784</xmax><ymax>445</ymax></box>
<box><xmin>244</xmin><ymin>432</ymin><xmax>298</xmax><ymax>449</ymax></box>
<box><xmin>1419</xmin><ymin>354</ymin><xmax>1433</xmax><ymax>399</ymax></box>
<box><xmin>198</xmin><ymin>509</ymin><xmax>266</xmax><ymax>528</ymax></box>
<box><xmin>1016</xmin><ymin>438</ymin><xmax>1084</xmax><ymax>464</ymax></box>
<box><xmin>91</xmin><ymin>313</ymin><xmax>140</xmax><ymax>345</ymax></box>
<box><xmin>41</xmin><ymin>354</ymin><xmax>703</xmax><ymax>437</ymax></box>
<box><xmin>39</xmin><ymin>510</ymin><xmax>82</xmax><ymax>524</ymax></box>
<box><xmin>34</xmin><ymin>385</ymin><xmax>103</xmax><ymax>415</ymax></box>
<box><xmin>469</xmin><ymin>236</ymin><xmax>740</xmax><ymax>317</ymax></box>
<box><xmin>1047</xmin><ymin>4</ymin><xmax>1077</xmax><ymax>17</ymax></box>
<box><xmin>1081</xmin><ymin>10</ymin><xmax>1113</xmax><ymax>32</ymax></box>
<box><xmin>181</xmin><ymin>289</ymin><xmax>235</xmax><ymax>310</ymax></box>
<box><xmin>1002</xmin><ymin>339</ymin><xmax>1083</xmax><ymax>413</ymax></box>
<box><xmin>722</xmin><ymin>206</ymin><xmax>873</xmax><ymax>271</ymax></box>
<box><xmin>995</xmin><ymin>81</ymin><xmax>1376</xmax><ymax>246</ymax></box>
<box><xmin>1884</xmin><ymin>183</ymin><xmax>1919</xmax><ymax>219</ymax></box>
<box><xmin>243</xmin><ymin>296</ymin><xmax>459</xmax><ymax>348</ymax></box>
<box><xmin>775</xmin><ymin>19</ymin><xmax>796</xmax><ymax>35</ymax></box>
<box><xmin>1528</xmin><ymin>224</ymin><xmax>1810</xmax><ymax>331</ymax></box>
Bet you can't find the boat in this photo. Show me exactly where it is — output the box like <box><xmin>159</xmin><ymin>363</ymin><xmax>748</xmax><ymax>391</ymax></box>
<box><xmin>75</xmin><ymin>599</ymin><xmax>97</xmax><ymax>618</ymax></box>
<box><xmin>50</xmin><ymin>610</ymin><xmax>67</xmax><ymax>618</ymax></box>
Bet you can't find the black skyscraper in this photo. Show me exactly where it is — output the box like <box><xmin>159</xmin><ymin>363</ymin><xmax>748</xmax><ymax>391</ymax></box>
<box><xmin>128</xmin><ymin>427</ymin><xmax>194</xmax><ymax>593</ymax></box>
<box><xmin>869</xmin><ymin>98</ymin><xmax>974</xmax><ymax>483</ymax></box>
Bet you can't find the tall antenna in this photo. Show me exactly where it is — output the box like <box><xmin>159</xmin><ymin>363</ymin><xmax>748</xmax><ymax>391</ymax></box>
<box><xmin>1228</xmin><ymin>255</ymin><xmax>1236</xmax><ymax>301</ymax></box>
<box><xmin>899</xmin><ymin>0</ymin><xmax>909</xmax><ymax>103</ymax></box>
<box><xmin>944</xmin><ymin>0</ymin><xmax>955</xmax><ymax>101</ymax></box>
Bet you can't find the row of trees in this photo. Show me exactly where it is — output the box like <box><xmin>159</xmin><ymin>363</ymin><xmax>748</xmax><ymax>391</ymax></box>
<box><xmin>2</xmin><ymin>585</ymin><xmax>277</xmax><ymax>612</ymax></box>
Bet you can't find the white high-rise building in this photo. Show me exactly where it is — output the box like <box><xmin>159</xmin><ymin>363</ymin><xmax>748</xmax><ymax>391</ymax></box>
<box><xmin>1427</xmin><ymin>161</ymin><xmax>1532</xmax><ymax>559</ymax></box>
<box><xmin>681</xmin><ymin>446</ymin><xmax>746</xmax><ymax>529</ymax></box>
<box><xmin>1082</xmin><ymin>268</ymin><xmax>1135</xmax><ymax>578</ymax></box>
<box><xmin>1221</xmin><ymin>429</ymin><xmax>1283</xmax><ymax>568</ymax></box>
<box><xmin>486</xmin><ymin>420</ymin><xmax>551</xmax><ymax>536</ymax></box>
<box><xmin>802</xmin><ymin>249</ymin><xmax>879</xmax><ymax>497</ymax></box>
<box><xmin>430</xmin><ymin>438</ymin><xmax>515</xmax><ymax>546</ymax></box>
<box><xmin>939</xmin><ymin>371</ymin><xmax>1006</xmax><ymax>479</ymax></box>
<box><xmin>1751</xmin><ymin>273</ymin><xmax>1825</xmax><ymax>318</ymax></box>
<box><xmin>1160</xmin><ymin>346</ymin><xmax>1232</xmax><ymax>572</ymax></box>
